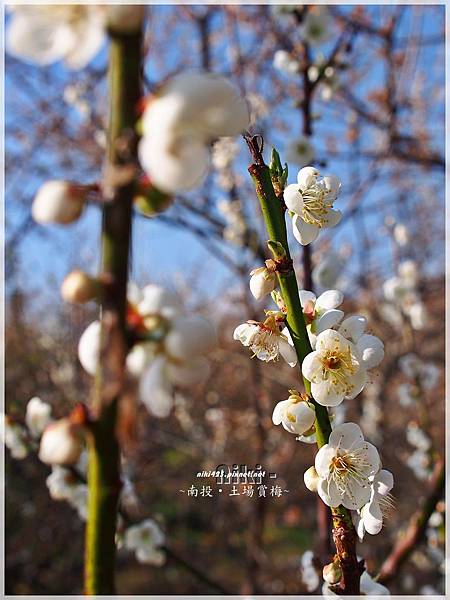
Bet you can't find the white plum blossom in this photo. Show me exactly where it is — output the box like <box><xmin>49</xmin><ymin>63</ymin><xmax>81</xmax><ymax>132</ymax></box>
<box><xmin>338</xmin><ymin>315</ymin><xmax>384</xmax><ymax>371</ymax></box>
<box><xmin>78</xmin><ymin>283</ymin><xmax>215</xmax><ymax>418</ymax></box>
<box><xmin>399</xmin><ymin>353</ymin><xmax>441</xmax><ymax>389</ymax></box>
<box><xmin>302</xmin><ymin>330</ymin><xmax>366</xmax><ymax>407</ymax></box>
<box><xmin>323</xmin><ymin>570</ymin><xmax>390</xmax><ymax>596</ymax></box>
<box><xmin>6</xmin><ymin>6</ymin><xmax>105</xmax><ymax>69</ymax></box>
<box><xmin>124</xmin><ymin>519</ymin><xmax>166</xmax><ymax>566</ymax></box>
<box><xmin>382</xmin><ymin>260</ymin><xmax>427</xmax><ymax>330</ymax></box>
<box><xmin>300</xmin><ymin>9</ymin><xmax>332</xmax><ymax>46</ymax></box>
<box><xmin>139</xmin><ymin>354</ymin><xmax>210</xmax><ymax>418</ymax></box>
<box><xmin>283</xmin><ymin>166</ymin><xmax>342</xmax><ymax>245</ymax></box>
<box><xmin>249</xmin><ymin>265</ymin><xmax>277</xmax><ymax>300</ymax></box>
<box><xmin>1</xmin><ymin>415</ymin><xmax>28</xmax><ymax>459</ymax></box>
<box><xmin>138</xmin><ymin>72</ymin><xmax>249</xmax><ymax>193</ymax></box>
<box><xmin>299</xmin><ymin>289</ymin><xmax>344</xmax><ymax>345</ymax></box>
<box><xmin>39</xmin><ymin>418</ymin><xmax>84</xmax><ymax>465</ymax></box>
<box><xmin>6</xmin><ymin>6</ymin><xmax>144</xmax><ymax>69</ymax></box>
<box><xmin>233</xmin><ymin>316</ymin><xmax>297</xmax><ymax>367</ymax></box>
<box><xmin>393</xmin><ymin>223</ymin><xmax>410</xmax><ymax>246</ymax></box>
<box><xmin>273</xmin><ymin>49</ymin><xmax>300</xmax><ymax>74</ymax></box>
<box><xmin>61</xmin><ymin>270</ymin><xmax>98</xmax><ymax>304</ymax></box>
<box><xmin>406</xmin><ymin>422</ymin><xmax>431</xmax><ymax>451</ymax></box>
<box><xmin>314</xmin><ymin>422</ymin><xmax>380</xmax><ymax>510</ymax></box>
<box><xmin>300</xmin><ymin>550</ymin><xmax>320</xmax><ymax>593</ymax></box>
<box><xmin>46</xmin><ymin>465</ymin><xmax>88</xmax><ymax>519</ymax></box>
<box><xmin>272</xmin><ymin>392</ymin><xmax>316</xmax><ymax>435</ymax></box>
<box><xmin>284</xmin><ymin>137</ymin><xmax>315</xmax><ymax>167</ymax></box>
<box><xmin>312</xmin><ymin>252</ymin><xmax>347</xmax><ymax>291</ymax></box>
<box><xmin>218</xmin><ymin>200</ymin><xmax>248</xmax><ymax>245</ymax></box>
<box><xmin>25</xmin><ymin>397</ymin><xmax>52</xmax><ymax>437</ymax></box>
<box><xmin>32</xmin><ymin>181</ymin><xmax>89</xmax><ymax>225</ymax></box>
<box><xmin>352</xmin><ymin>469</ymin><xmax>394</xmax><ymax>539</ymax></box>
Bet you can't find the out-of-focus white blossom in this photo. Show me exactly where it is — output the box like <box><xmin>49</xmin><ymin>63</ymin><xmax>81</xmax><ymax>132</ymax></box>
<box><xmin>233</xmin><ymin>316</ymin><xmax>297</xmax><ymax>367</ymax></box>
<box><xmin>124</xmin><ymin>519</ymin><xmax>166</xmax><ymax>565</ymax></box>
<box><xmin>61</xmin><ymin>270</ymin><xmax>98</xmax><ymax>304</ymax></box>
<box><xmin>393</xmin><ymin>223</ymin><xmax>410</xmax><ymax>246</ymax></box>
<box><xmin>312</xmin><ymin>251</ymin><xmax>348</xmax><ymax>291</ymax></box>
<box><xmin>272</xmin><ymin>391</ymin><xmax>316</xmax><ymax>435</ymax></box>
<box><xmin>399</xmin><ymin>354</ymin><xmax>441</xmax><ymax>389</ymax></box>
<box><xmin>6</xmin><ymin>6</ymin><xmax>106</xmax><ymax>69</ymax></box>
<box><xmin>1</xmin><ymin>415</ymin><xmax>28</xmax><ymax>459</ymax></box>
<box><xmin>406</xmin><ymin>422</ymin><xmax>431</xmax><ymax>451</ymax></box>
<box><xmin>25</xmin><ymin>397</ymin><xmax>52</xmax><ymax>437</ymax></box>
<box><xmin>32</xmin><ymin>181</ymin><xmax>88</xmax><ymax>225</ymax></box>
<box><xmin>211</xmin><ymin>137</ymin><xmax>239</xmax><ymax>170</ymax></box>
<box><xmin>284</xmin><ymin>137</ymin><xmax>315</xmax><ymax>166</ymax></box>
<box><xmin>39</xmin><ymin>418</ymin><xmax>84</xmax><ymax>465</ymax></box>
<box><xmin>302</xmin><ymin>330</ymin><xmax>366</xmax><ymax>406</ymax></box>
<box><xmin>218</xmin><ymin>200</ymin><xmax>248</xmax><ymax>246</ymax></box>
<box><xmin>314</xmin><ymin>423</ymin><xmax>380</xmax><ymax>509</ymax></box>
<box><xmin>283</xmin><ymin>166</ymin><xmax>342</xmax><ymax>245</ymax></box>
<box><xmin>406</xmin><ymin>448</ymin><xmax>431</xmax><ymax>481</ymax></box>
<box><xmin>300</xmin><ymin>9</ymin><xmax>332</xmax><ymax>46</ymax></box>
<box><xmin>273</xmin><ymin>49</ymin><xmax>300</xmax><ymax>74</ymax></box>
<box><xmin>139</xmin><ymin>72</ymin><xmax>249</xmax><ymax>193</ymax></box>
<box><xmin>300</xmin><ymin>550</ymin><xmax>320</xmax><ymax>593</ymax></box>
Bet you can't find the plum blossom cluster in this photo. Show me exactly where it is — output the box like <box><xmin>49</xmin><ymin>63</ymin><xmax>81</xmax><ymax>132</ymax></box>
<box><xmin>381</xmin><ymin>259</ymin><xmax>427</xmax><ymax>331</ymax></box>
<box><xmin>234</xmin><ymin>207</ymin><xmax>391</xmax><ymax>593</ymax></box>
<box><xmin>3</xmin><ymin>397</ymin><xmax>166</xmax><ymax>566</ymax></box>
<box><xmin>78</xmin><ymin>282</ymin><xmax>216</xmax><ymax>418</ymax></box>
<box><xmin>138</xmin><ymin>72</ymin><xmax>249</xmax><ymax>194</ymax></box>
<box><xmin>6</xmin><ymin>5</ymin><xmax>145</xmax><ymax>69</ymax></box>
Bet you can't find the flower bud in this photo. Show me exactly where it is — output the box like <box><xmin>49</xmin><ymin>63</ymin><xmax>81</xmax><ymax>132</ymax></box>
<box><xmin>106</xmin><ymin>6</ymin><xmax>146</xmax><ymax>32</ymax></box>
<box><xmin>25</xmin><ymin>396</ymin><xmax>52</xmax><ymax>438</ymax></box>
<box><xmin>304</xmin><ymin>465</ymin><xmax>320</xmax><ymax>492</ymax></box>
<box><xmin>134</xmin><ymin>182</ymin><xmax>173</xmax><ymax>217</ymax></box>
<box><xmin>249</xmin><ymin>266</ymin><xmax>277</xmax><ymax>300</ymax></box>
<box><xmin>39</xmin><ymin>418</ymin><xmax>84</xmax><ymax>465</ymax></box>
<box><xmin>32</xmin><ymin>181</ymin><xmax>88</xmax><ymax>225</ymax></box>
<box><xmin>61</xmin><ymin>270</ymin><xmax>99</xmax><ymax>304</ymax></box>
<box><xmin>323</xmin><ymin>561</ymin><xmax>342</xmax><ymax>585</ymax></box>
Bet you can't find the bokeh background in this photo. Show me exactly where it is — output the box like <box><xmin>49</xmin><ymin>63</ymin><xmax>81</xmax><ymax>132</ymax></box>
<box><xmin>5</xmin><ymin>4</ymin><xmax>445</xmax><ymax>595</ymax></box>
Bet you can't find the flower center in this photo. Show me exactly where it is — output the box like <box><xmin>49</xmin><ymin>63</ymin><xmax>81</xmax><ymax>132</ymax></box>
<box><xmin>328</xmin><ymin>448</ymin><xmax>371</xmax><ymax>499</ymax></box>
<box><xmin>301</xmin><ymin>185</ymin><xmax>333</xmax><ymax>227</ymax></box>
<box><xmin>320</xmin><ymin>344</ymin><xmax>358</xmax><ymax>393</ymax></box>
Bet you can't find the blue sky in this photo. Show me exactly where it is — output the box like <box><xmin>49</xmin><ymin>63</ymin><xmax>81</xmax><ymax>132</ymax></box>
<box><xmin>5</xmin><ymin>5</ymin><xmax>445</xmax><ymax>316</ymax></box>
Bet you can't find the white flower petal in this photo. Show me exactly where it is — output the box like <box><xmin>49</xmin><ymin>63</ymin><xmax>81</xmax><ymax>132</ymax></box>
<box><xmin>338</xmin><ymin>315</ymin><xmax>367</xmax><ymax>343</ymax></box>
<box><xmin>315</xmin><ymin>289</ymin><xmax>343</xmax><ymax>310</ymax></box>
<box><xmin>315</xmin><ymin>309</ymin><xmax>344</xmax><ymax>334</ymax></box>
<box><xmin>292</xmin><ymin>214</ymin><xmax>319</xmax><ymax>245</ymax></box>
<box><xmin>375</xmin><ymin>469</ymin><xmax>394</xmax><ymax>495</ymax></box>
<box><xmin>297</xmin><ymin>166</ymin><xmax>319</xmax><ymax>189</ymax></box>
<box><xmin>322</xmin><ymin>209</ymin><xmax>342</xmax><ymax>228</ymax></box>
<box><xmin>299</xmin><ymin>289</ymin><xmax>317</xmax><ymax>306</ymax></box>
<box><xmin>311</xmin><ymin>380</ymin><xmax>344</xmax><ymax>407</ymax></box>
<box><xmin>272</xmin><ymin>399</ymin><xmax>291</xmax><ymax>425</ymax></box>
<box><xmin>283</xmin><ymin>184</ymin><xmax>304</xmax><ymax>214</ymax></box>
<box><xmin>328</xmin><ymin>422</ymin><xmax>364</xmax><ymax>451</ymax></box>
<box><xmin>315</xmin><ymin>444</ymin><xmax>335</xmax><ymax>477</ymax></box>
<box><xmin>78</xmin><ymin>320</ymin><xmax>101</xmax><ymax>376</ymax></box>
<box><xmin>278</xmin><ymin>338</ymin><xmax>298</xmax><ymax>367</ymax></box>
<box><xmin>356</xmin><ymin>334</ymin><xmax>384</xmax><ymax>369</ymax></box>
<box><xmin>361</xmin><ymin>499</ymin><xmax>383</xmax><ymax>535</ymax></box>
<box><xmin>164</xmin><ymin>315</ymin><xmax>216</xmax><ymax>360</ymax></box>
<box><xmin>318</xmin><ymin>477</ymin><xmax>342</xmax><ymax>508</ymax></box>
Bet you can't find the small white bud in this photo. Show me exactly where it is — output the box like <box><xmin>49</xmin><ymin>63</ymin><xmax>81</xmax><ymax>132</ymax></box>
<box><xmin>249</xmin><ymin>266</ymin><xmax>277</xmax><ymax>300</ymax></box>
<box><xmin>32</xmin><ymin>181</ymin><xmax>88</xmax><ymax>225</ymax></box>
<box><xmin>39</xmin><ymin>418</ymin><xmax>84</xmax><ymax>466</ymax></box>
<box><xmin>323</xmin><ymin>561</ymin><xmax>342</xmax><ymax>584</ymax></box>
<box><xmin>304</xmin><ymin>465</ymin><xmax>320</xmax><ymax>492</ymax></box>
<box><xmin>61</xmin><ymin>270</ymin><xmax>99</xmax><ymax>304</ymax></box>
<box><xmin>25</xmin><ymin>397</ymin><xmax>52</xmax><ymax>437</ymax></box>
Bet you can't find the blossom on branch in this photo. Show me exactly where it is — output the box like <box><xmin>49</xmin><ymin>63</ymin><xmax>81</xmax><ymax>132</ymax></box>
<box><xmin>124</xmin><ymin>519</ymin><xmax>166</xmax><ymax>566</ymax></box>
<box><xmin>138</xmin><ymin>72</ymin><xmax>249</xmax><ymax>193</ymax></box>
<box><xmin>314</xmin><ymin>422</ymin><xmax>381</xmax><ymax>510</ymax></box>
<box><xmin>283</xmin><ymin>166</ymin><xmax>342</xmax><ymax>245</ymax></box>
<box><xmin>233</xmin><ymin>315</ymin><xmax>297</xmax><ymax>366</ymax></box>
<box><xmin>272</xmin><ymin>391</ymin><xmax>316</xmax><ymax>435</ymax></box>
<box><xmin>352</xmin><ymin>469</ymin><xmax>394</xmax><ymax>539</ymax></box>
<box><xmin>302</xmin><ymin>330</ymin><xmax>366</xmax><ymax>406</ymax></box>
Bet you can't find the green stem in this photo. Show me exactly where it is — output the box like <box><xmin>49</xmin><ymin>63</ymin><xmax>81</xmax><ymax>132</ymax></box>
<box><xmin>84</xmin><ymin>29</ymin><xmax>142</xmax><ymax>595</ymax></box>
<box><xmin>245</xmin><ymin>135</ymin><xmax>361</xmax><ymax>594</ymax></box>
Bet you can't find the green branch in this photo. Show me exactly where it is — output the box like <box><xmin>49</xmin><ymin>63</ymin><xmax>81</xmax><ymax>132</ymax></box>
<box><xmin>84</xmin><ymin>29</ymin><xmax>142</xmax><ymax>595</ymax></box>
<box><xmin>244</xmin><ymin>134</ymin><xmax>361</xmax><ymax>595</ymax></box>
